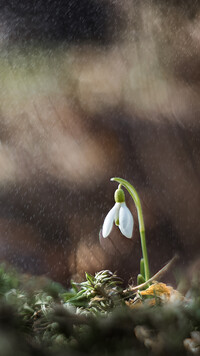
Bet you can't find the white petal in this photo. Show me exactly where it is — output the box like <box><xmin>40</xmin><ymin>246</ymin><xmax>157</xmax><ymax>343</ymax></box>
<box><xmin>119</xmin><ymin>203</ymin><xmax>134</xmax><ymax>238</ymax></box>
<box><xmin>102</xmin><ymin>204</ymin><xmax>116</xmax><ymax>238</ymax></box>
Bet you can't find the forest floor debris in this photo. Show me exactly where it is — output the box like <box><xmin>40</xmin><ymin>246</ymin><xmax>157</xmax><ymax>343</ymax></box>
<box><xmin>0</xmin><ymin>264</ymin><xmax>199</xmax><ymax>355</ymax></box>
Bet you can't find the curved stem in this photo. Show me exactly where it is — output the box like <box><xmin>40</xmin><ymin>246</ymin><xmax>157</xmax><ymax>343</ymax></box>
<box><xmin>111</xmin><ymin>177</ymin><xmax>150</xmax><ymax>281</ymax></box>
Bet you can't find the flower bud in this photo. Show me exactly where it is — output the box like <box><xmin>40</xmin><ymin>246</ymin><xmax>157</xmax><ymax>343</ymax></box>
<box><xmin>114</xmin><ymin>188</ymin><xmax>125</xmax><ymax>203</ymax></box>
<box><xmin>137</xmin><ymin>274</ymin><xmax>145</xmax><ymax>286</ymax></box>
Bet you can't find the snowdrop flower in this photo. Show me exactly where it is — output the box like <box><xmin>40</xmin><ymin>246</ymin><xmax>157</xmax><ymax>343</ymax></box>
<box><xmin>102</xmin><ymin>186</ymin><xmax>134</xmax><ymax>239</ymax></box>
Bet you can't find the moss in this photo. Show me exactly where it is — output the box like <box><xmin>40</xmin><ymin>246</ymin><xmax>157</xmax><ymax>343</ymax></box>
<box><xmin>0</xmin><ymin>265</ymin><xmax>198</xmax><ymax>355</ymax></box>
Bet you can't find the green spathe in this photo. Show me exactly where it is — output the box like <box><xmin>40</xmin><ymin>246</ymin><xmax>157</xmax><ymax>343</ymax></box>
<box><xmin>114</xmin><ymin>187</ymin><xmax>125</xmax><ymax>203</ymax></box>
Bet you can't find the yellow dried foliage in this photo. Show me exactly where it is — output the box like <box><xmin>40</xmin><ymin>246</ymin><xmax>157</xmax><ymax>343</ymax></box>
<box><xmin>140</xmin><ymin>283</ymin><xmax>173</xmax><ymax>298</ymax></box>
<box><xmin>126</xmin><ymin>282</ymin><xmax>183</xmax><ymax>309</ymax></box>
<box><xmin>141</xmin><ymin>282</ymin><xmax>183</xmax><ymax>303</ymax></box>
<box><xmin>90</xmin><ymin>296</ymin><xmax>105</xmax><ymax>302</ymax></box>
<box><xmin>125</xmin><ymin>298</ymin><xmax>142</xmax><ymax>309</ymax></box>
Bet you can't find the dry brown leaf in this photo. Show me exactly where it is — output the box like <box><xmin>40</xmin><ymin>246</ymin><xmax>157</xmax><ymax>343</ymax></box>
<box><xmin>140</xmin><ymin>282</ymin><xmax>183</xmax><ymax>303</ymax></box>
<box><xmin>125</xmin><ymin>298</ymin><xmax>142</xmax><ymax>309</ymax></box>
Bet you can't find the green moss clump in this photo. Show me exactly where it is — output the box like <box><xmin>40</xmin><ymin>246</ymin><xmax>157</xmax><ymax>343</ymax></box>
<box><xmin>0</xmin><ymin>264</ymin><xmax>199</xmax><ymax>355</ymax></box>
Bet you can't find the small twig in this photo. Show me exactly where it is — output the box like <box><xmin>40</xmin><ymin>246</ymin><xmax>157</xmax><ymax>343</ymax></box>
<box><xmin>124</xmin><ymin>255</ymin><xmax>179</xmax><ymax>293</ymax></box>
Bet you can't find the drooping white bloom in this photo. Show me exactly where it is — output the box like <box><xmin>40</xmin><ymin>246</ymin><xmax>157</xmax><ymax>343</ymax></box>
<box><xmin>102</xmin><ymin>201</ymin><xmax>134</xmax><ymax>239</ymax></box>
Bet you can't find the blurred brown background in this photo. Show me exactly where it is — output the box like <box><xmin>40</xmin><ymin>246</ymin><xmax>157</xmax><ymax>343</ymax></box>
<box><xmin>0</xmin><ymin>0</ymin><xmax>200</xmax><ymax>285</ymax></box>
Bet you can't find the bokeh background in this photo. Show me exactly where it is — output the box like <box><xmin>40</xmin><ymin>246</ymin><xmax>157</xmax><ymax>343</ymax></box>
<box><xmin>0</xmin><ymin>0</ymin><xmax>200</xmax><ymax>285</ymax></box>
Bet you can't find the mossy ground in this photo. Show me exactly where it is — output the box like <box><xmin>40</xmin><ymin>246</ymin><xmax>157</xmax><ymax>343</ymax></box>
<box><xmin>0</xmin><ymin>264</ymin><xmax>199</xmax><ymax>356</ymax></box>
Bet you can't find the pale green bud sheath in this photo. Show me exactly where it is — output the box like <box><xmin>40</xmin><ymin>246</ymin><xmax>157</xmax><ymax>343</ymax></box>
<box><xmin>111</xmin><ymin>177</ymin><xmax>150</xmax><ymax>282</ymax></box>
<box><xmin>114</xmin><ymin>186</ymin><xmax>125</xmax><ymax>203</ymax></box>
<box><xmin>114</xmin><ymin>186</ymin><xmax>125</xmax><ymax>226</ymax></box>
<box><xmin>140</xmin><ymin>258</ymin><xmax>145</xmax><ymax>279</ymax></box>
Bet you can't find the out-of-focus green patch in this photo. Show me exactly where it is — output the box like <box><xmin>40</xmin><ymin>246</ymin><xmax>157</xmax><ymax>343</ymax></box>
<box><xmin>0</xmin><ymin>264</ymin><xmax>199</xmax><ymax>355</ymax></box>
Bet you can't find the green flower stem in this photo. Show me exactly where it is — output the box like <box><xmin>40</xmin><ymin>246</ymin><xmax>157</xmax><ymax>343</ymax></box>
<box><xmin>111</xmin><ymin>177</ymin><xmax>150</xmax><ymax>281</ymax></box>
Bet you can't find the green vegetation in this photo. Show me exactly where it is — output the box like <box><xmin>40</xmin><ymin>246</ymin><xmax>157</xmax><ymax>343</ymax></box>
<box><xmin>0</xmin><ymin>264</ymin><xmax>199</xmax><ymax>355</ymax></box>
